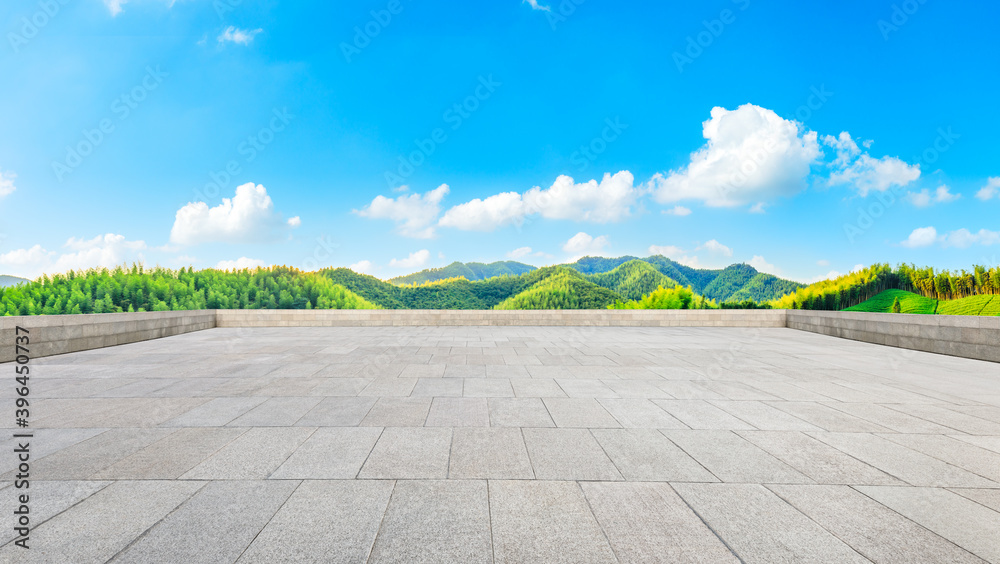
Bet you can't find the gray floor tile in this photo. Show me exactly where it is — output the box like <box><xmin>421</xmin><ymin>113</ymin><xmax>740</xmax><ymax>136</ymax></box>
<box><xmin>769</xmin><ymin>484</ymin><xmax>985</xmax><ymax>564</ymax></box>
<box><xmin>0</xmin><ymin>481</ymin><xmax>112</xmax><ymax>546</ymax></box>
<box><xmin>653</xmin><ymin>400</ymin><xmax>757</xmax><ymax>430</ymax></box>
<box><xmin>0</xmin><ymin>481</ymin><xmax>203</xmax><ymax>564</ymax></box>
<box><xmin>810</xmin><ymin>432</ymin><xmax>997</xmax><ymax>487</ymax></box>
<box><xmin>522</xmin><ymin>428</ymin><xmax>622</xmax><ymax>481</ymax></box>
<box><xmin>673</xmin><ymin>483</ymin><xmax>870</xmax><ymax>564</ymax></box>
<box><xmin>368</xmin><ymin>480</ymin><xmax>491</xmax><ymax>564</ymax></box>
<box><xmin>360</xmin><ymin>397</ymin><xmax>431</xmax><ymax>427</ymax></box>
<box><xmin>180</xmin><ymin>427</ymin><xmax>315</xmax><ymax>479</ymax></box>
<box><xmin>543</xmin><ymin>398</ymin><xmax>621</xmax><ymax>428</ymax></box>
<box><xmin>296</xmin><ymin>397</ymin><xmax>376</xmax><ymax>426</ymax></box>
<box><xmin>591</xmin><ymin>429</ymin><xmax>716</xmax><ymax>482</ymax></box>
<box><xmin>598</xmin><ymin>398</ymin><xmax>688</xmax><ymax>429</ymax></box>
<box><xmin>663</xmin><ymin>430</ymin><xmax>811</xmax><ymax>484</ymax></box>
<box><xmin>425</xmin><ymin>397</ymin><xmax>490</xmax><ymax>427</ymax></box>
<box><xmin>857</xmin><ymin>485</ymin><xmax>1000</xmax><ymax>563</ymax></box>
<box><xmin>227</xmin><ymin>397</ymin><xmax>323</xmax><ymax>427</ymax></box>
<box><xmin>739</xmin><ymin>431</ymin><xmax>903</xmax><ymax>485</ymax></box>
<box><xmin>237</xmin><ymin>480</ymin><xmax>394</xmax><ymax>564</ymax></box>
<box><xmin>487</xmin><ymin>397</ymin><xmax>555</xmax><ymax>427</ymax></box>
<box><xmin>162</xmin><ymin>397</ymin><xmax>267</xmax><ymax>427</ymax></box>
<box><xmin>270</xmin><ymin>427</ymin><xmax>383</xmax><ymax>479</ymax></box>
<box><xmin>581</xmin><ymin>482</ymin><xmax>739</xmax><ymax>563</ymax></box>
<box><xmin>489</xmin><ymin>480</ymin><xmax>618</xmax><ymax>564</ymax></box>
<box><xmin>94</xmin><ymin>427</ymin><xmax>246</xmax><ymax>479</ymax></box>
<box><xmin>111</xmin><ymin>480</ymin><xmax>298</xmax><ymax>564</ymax></box>
<box><xmin>449</xmin><ymin>428</ymin><xmax>534</xmax><ymax>479</ymax></box>
<box><xmin>358</xmin><ymin>427</ymin><xmax>452</xmax><ymax>479</ymax></box>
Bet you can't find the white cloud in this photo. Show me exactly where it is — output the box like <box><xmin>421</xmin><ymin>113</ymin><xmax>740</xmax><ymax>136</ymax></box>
<box><xmin>507</xmin><ymin>247</ymin><xmax>533</xmax><ymax>260</ymax></box>
<box><xmin>852</xmin><ymin>264</ymin><xmax>865</xmax><ymax>273</ymax></box>
<box><xmin>356</xmin><ymin>184</ymin><xmax>449</xmax><ymax>239</ymax></box>
<box><xmin>287</xmin><ymin>216</ymin><xmax>301</xmax><ymax>228</ymax></box>
<box><xmin>215</xmin><ymin>257</ymin><xmax>267</xmax><ymax>270</ymax></box>
<box><xmin>0</xmin><ymin>245</ymin><xmax>54</xmax><ymax>271</ymax></box>
<box><xmin>816</xmin><ymin>259</ymin><xmax>830</xmax><ymax>266</ymax></box>
<box><xmin>0</xmin><ymin>234</ymin><xmax>147</xmax><ymax>278</ymax></box>
<box><xmin>649</xmin><ymin>104</ymin><xmax>821</xmax><ymax>207</ymax></box>
<box><xmin>563</xmin><ymin>232</ymin><xmax>609</xmax><ymax>258</ymax></box>
<box><xmin>349</xmin><ymin>260</ymin><xmax>375</xmax><ymax>274</ymax></box>
<box><xmin>104</xmin><ymin>0</ymin><xmax>127</xmax><ymax>16</ymax></box>
<box><xmin>648</xmin><ymin>245</ymin><xmax>686</xmax><ymax>257</ymax></box>
<box><xmin>749</xmin><ymin>255</ymin><xmax>778</xmax><ymax>275</ymax></box>
<box><xmin>0</xmin><ymin>169</ymin><xmax>16</xmax><ymax>198</ymax></box>
<box><xmin>748</xmin><ymin>202</ymin><xmax>767</xmax><ymax>214</ymax></box>
<box><xmin>826</xmin><ymin>133</ymin><xmax>920</xmax><ymax>196</ymax></box>
<box><xmin>906</xmin><ymin>185</ymin><xmax>959</xmax><ymax>207</ymax></box>
<box><xmin>900</xmin><ymin>226</ymin><xmax>938</xmax><ymax>248</ymax></box>
<box><xmin>439</xmin><ymin>171</ymin><xmax>641</xmax><ymax>232</ymax></box>
<box><xmin>524</xmin><ymin>0</ymin><xmax>550</xmax><ymax>10</ymax></box>
<box><xmin>171</xmin><ymin>183</ymin><xmax>295</xmax><ymax>245</ymax></box>
<box><xmin>218</xmin><ymin>26</ymin><xmax>263</xmax><ymax>45</ymax></box>
<box><xmin>663</xmin><ymin>206</ymin><xmax>692</xmax><ymax>216</ymax></box>
<box><xmin>810</xmin><ymin>270</ymin><xmax>842</xmax><ymax>283</ymax></box>
<box><xmin>976</xmin><ymin>177</ymin><xmax>1000</xmax><ymax>201</ymax></box>
<box><xmin>698</xmin><ymin>239</ymin><xmax>733</xmax><ymax>257</ymax></box>
<box><xmin>389</xmin><ymin>250</ymin><xmax>430</xmax><ymax>269</ymax></box>
<box><xmin>941</xmin><ymin>228</ymin><xmax>1000</xmax><ymax>249</ymax></box>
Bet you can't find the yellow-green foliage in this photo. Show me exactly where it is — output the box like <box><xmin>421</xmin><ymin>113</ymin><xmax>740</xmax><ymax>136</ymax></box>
<box><xmin>493</xmin><ymin>270</ymin><xmax>619</xmax><ymax>310</ymax></box>
<box><xmin>0</xmin><ymin>264</ymin><xmax>377</xmax><ymax>315</ymax></box>
<box><xmin>609</xmin><ymin>286</ymin><xmax>716</xmax><ymax>310</ymax></box>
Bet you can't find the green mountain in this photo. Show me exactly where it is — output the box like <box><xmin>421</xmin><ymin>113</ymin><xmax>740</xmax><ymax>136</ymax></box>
<box><xmin>494</xmin><ymin>267</ymin><xmax>620</xmax><ymax>310</ymax></box>
<box><xmin>389</xmin><ymin>261</ymin><xmax>536</xmax><ymax>285</ymax></box>
<box><xmin>562</xmin><ymin>256</ymin><xmax>801</xmax><ymax>302</ymax></box>
<box><xmin>701</xmin><ymin>264</ymin><xmax>758</xmax><ymax>302</ymax></box>
<box><xmin>585</xmin><ymin>260</ymin><xmax>678</xmax><ymax>301</ymax></box>
<box><xmin>728</xmin><ymin>273</ymin><xmax>805</xmax><ymax>303</ymax></box>
<box><xmin>0</xmin><ymin>275</ymin><xmax>29</xmax><ymax>288</ymax></box>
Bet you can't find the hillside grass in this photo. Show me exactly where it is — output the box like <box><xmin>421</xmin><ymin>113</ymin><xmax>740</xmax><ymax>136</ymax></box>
<box><xmin>844</xmin><ymin>290</ymin><xmax>1000</xmax><ymax>316</ymax></box>
<box><xmin>844</xmin><ymin>290</ymin><xmax>938</xmax><ymax>314</ymax></box>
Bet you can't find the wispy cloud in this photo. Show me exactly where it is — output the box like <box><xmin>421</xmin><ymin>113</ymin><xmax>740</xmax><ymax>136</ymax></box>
<box><xmin>218</xmin><ymin>26</ymin><xmax>264</xmax><ymax>45</ymax></box>
<box><xmin>524</xmin><ymin>0</ymin><xmax>551</xmax><ymax>11</ymax></box>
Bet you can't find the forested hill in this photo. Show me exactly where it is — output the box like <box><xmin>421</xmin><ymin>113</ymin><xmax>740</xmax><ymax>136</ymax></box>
<box><xmin>389</xmin><ymin>261</ymin><xmax>536</xmax><ymax>285</ymax></box>
<box><xmin>561</xmin><ymin>256</ymin><xmax>802</xmax><ymax>302</ymax></box>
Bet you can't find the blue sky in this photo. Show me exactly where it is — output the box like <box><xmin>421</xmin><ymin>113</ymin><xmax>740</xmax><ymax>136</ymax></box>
<box><xmin>1</xmin><ymin>0</ymin><xmax>998</xmax><ymax>282</ymax></box>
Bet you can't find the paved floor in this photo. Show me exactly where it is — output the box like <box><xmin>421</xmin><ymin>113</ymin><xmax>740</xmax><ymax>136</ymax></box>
<box><xmin>2</xmin><ymin>326</ymin><xmax>1000</xmax><ymax>563</ymax></box>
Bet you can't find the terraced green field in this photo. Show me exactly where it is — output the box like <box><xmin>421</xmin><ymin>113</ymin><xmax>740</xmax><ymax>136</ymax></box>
<box><xmin>846</xmin><ymin>290</ymin><xmax>1000</xmax><ymax>316</ymax></box>
<box><xmin>844</xmin><ymin>290</ymin><xmax>938</xmax><ymax>314</ymax></box>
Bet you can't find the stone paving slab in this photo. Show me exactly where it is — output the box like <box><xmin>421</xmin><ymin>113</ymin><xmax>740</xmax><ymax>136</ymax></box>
<box><xmin>2</xmin><ymin>325</ymin><xmax>999</xmax><ymax>562</ymax></box>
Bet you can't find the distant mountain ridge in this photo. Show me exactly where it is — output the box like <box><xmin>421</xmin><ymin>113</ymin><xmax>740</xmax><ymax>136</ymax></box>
<box><xmin>560</xmin><ymin>256</ymin><xmax>803</xmax><ymax>302</ymax></box>
<box><xmin>389</xmin><ymin>261</ymin><xmax>536</xmax><ymax>285</ymax></box>
<box><xmin>0</xmin><ymin>275</ymin><xmax>29</xmax><ymax>288</ymax></box>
